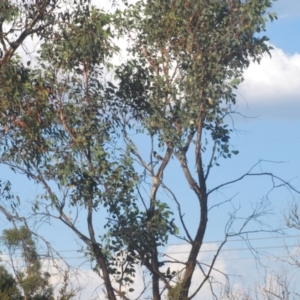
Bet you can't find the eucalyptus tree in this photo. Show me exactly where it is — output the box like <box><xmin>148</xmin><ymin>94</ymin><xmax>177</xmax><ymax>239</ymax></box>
<box><xmin>1</xmin><ymin>3</ymin><xmax>144</xmax><ymax>300</ymax></box>
<box><xmin>0</xmin><ymin>264</ymin><xmax>22</xmax><ymax>300</ymax></box>
<box><xmin>1</xmin><ymin>226</ymin><xmax>54</xmax><ymax>300</ymax></box>
<box><xmin>1</xmin><ymin>226</ymin><xmax>77</xmax><ymax>300</ymax></box>
<box><xmin>0</xmin><ymin>0</ymin><xmax>296</xmax><ymax>300</ymax></box>
<box><xmin>114</xmin><ymin>0</ymin><xmax>283</xmax><ymax>299</ymax></box>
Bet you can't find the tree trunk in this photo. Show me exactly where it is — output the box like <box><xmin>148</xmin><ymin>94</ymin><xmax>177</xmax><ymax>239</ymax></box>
<box><xmin>94</xmin><ymin>246</ymin><xmax>117</xmax><ymax>300</ymax></box>
<box><xmin>180</xmin><ymin>200</ymin><xmax>208</xmax><ymax>299</ymax></box>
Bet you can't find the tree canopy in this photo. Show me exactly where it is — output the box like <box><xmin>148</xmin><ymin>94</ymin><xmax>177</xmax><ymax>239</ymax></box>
<box><xmin>2</xmin><ymin>1</ymin><xmax>296</xmax><ymax>300</ymax></box>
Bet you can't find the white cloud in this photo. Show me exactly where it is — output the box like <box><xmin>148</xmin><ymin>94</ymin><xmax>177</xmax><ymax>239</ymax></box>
<box><xmin>162</xmin><ymin>243</ymin><xmax>233</xmax><ymax>299</ymax></box>
<box><xmin>237</xmin><ymin>46</ymin><xmax>300</xmax><ymax>119</ymax></box>
<box><xmin>240</xmin><ymin>47</ymin><xmax>300</xmax><ymax>102</ymax></box>
<box><xmin>40</xmin><ymin>258</ymin><xmax>107</xmax><ymax>300</ymax></box>
<box><xmin>58</xmin><ymin>243</ymin><xmax>233</xmax><ymax>300</ymax></box>
<box><xmin>48</xmin><ymin>257</ymin><xmax>150</xmax><ymax>300</ymax></box>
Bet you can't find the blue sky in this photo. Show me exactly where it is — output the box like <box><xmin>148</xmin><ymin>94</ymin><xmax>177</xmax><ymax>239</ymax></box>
<box><xmin>1</xmin><ymin>0</ymin><xmax>300</xmax><ymax>298</ymax></box>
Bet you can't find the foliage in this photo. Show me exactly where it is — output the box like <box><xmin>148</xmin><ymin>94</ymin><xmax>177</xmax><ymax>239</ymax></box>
<box><xmin>0</xmin><ymin>265</ymin><xmax>22</xmax><ymax>300</ymax></box>
<box><xmin>55</xmin><ymin>271</ymin><xmax>77</xmax><ymax>300</ymax></box>
<box><xmin>1</xmin><ymin>226</ymin><xmax>54</xmax><ymax>300</ymax></box>
<box><xmin>1</xmin><ymin>227</ymin><xmax>77</xmax><ymax>300</ymax></box>
<box><xmin>116</xmin><ymin>0</ymin><xmax>273</xmax><ymax>154</ymax></box>
<box><xmin>0</xmin><ymin>0</ymin><xmax>74</xmax><ymax>67</ymax></box>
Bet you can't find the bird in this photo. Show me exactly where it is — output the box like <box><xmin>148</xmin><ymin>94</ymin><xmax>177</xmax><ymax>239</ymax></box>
<box><xmin>207</xmin><ymin>97</ymin><xmax>214</xmax><ymax>106</ymax></box>
<box><xmin>153</xmin><ymin>151</ymin><xmax>163</xmax><ymax>161</ymax></box>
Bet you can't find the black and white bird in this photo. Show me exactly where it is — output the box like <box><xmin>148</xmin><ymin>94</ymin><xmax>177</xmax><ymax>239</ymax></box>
<box><xmin>153</xmin><ymin>151</ymin><xmax>163</xmax><ymax>161</ymax></box>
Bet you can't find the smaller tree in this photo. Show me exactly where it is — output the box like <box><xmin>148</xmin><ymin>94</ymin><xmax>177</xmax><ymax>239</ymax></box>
<box><xmin>1</xmin><ymin>225</ymin><xmax>78</xmax><ymax>300</ymax></box>
<box><xmin>1</xmin><ymin>226</ymin><xmax>54</xmax><ymax>300</ymax></box>
<box><xmin>0</xmin><ymin>264</ymin><xmax>22</xmax><ymax>300</ymax></box>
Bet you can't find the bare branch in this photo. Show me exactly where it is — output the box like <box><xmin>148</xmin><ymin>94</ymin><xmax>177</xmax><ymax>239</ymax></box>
<box><xmin>208</xmin><ymin>161</ymin><xmax>299</xmax><ymax>196</ymax></box>
<box><xmin>161</xmin><ymin>182</ymin><xmax>193</xmax><ymax>243</ymax></box>
<box><xmin>208</xmin><ymin>193</ymin><xmax>239</xmax><ymax>212</ymax></box>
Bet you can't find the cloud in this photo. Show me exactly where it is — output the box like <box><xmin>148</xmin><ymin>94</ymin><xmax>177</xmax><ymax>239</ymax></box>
<box><xmin>40</xmin><ymin>258</ymin><xmax>107</xmax><ymax>300</ymax></box>
<box><xmin>59</xmin><ymin>244</ymin><xmax>234</xmax><ymax>300</ymax></box>
<box><xmin>161</xmin><ymin>243</ymin><xmax>233</xmax><ymax>299</ymax></box>
<box><xmin>237</xmin><ymin>46</ymin><xmax>300</xmax><ymax>120</ymax></box>
<box><xmin>44</xmin><ymin>257</ymin><xmax>147</xmax><ymax>300</ymax></box>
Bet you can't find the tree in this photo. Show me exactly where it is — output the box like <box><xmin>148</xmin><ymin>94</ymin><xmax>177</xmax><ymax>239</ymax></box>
<box><xmin>0</xmin><ymin>264</ymin><xmax>22</xmax><ymax>300</ymax></box>
<box><xmin>0</xmin><ymin>0</ymin><xmax>297</xmax><ymax>299</ymax></box>
<box><xmin>1</xmin><ymin>226</ymin><xmax>54</xmax><ymax>300</ymax></box>
<box><xmin>114</xmin><ymin>0</ymin><xmax>283</xmax><ymax>298</ymax></box>
<box><xmin>2</xmin><ymin>2</ymin><xmax>138</xmax><ymax>299</ymax></box>
<box><xmin>1</xmin><ymin>226</ymin><xmax>76</xmax><ymax>300</ymax></box>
